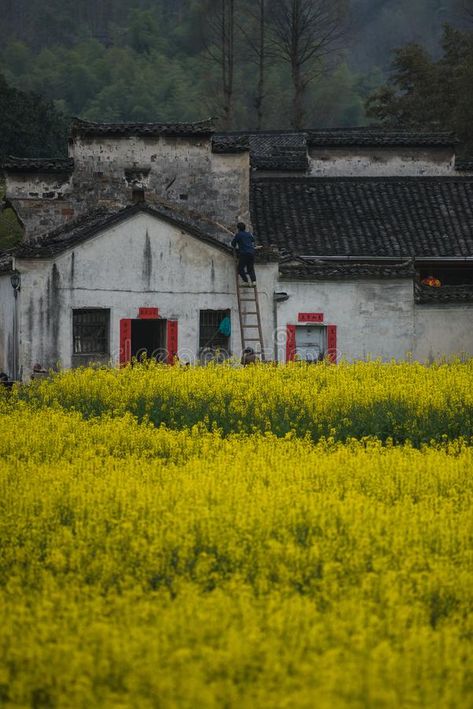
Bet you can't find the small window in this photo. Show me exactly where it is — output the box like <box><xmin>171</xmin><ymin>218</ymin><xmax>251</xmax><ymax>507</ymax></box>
<box><xmin>199</xmin><ymin>310</ymin><xmax>231</xmax><ymax>360</ymax></box>
<box><xmin>132</xmin><ymin>188</ymin><xmax>145</xmax><ymax>203</ymax></box>
<box><xmin>73</xmin><ymin>309</ymin><xmax>110</xmax><ymax>355</ymax></box>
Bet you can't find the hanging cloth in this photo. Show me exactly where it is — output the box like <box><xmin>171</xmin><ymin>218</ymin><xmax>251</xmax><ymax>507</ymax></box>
<box><xmin>218</xmin><ymin>316</ymin><xmax>231</xmax><ymax>337</ymax></box>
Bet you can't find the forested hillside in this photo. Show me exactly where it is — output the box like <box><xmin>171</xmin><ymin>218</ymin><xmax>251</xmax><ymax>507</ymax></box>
<box><xmin>0</xmin><ymin>0</ymin><xmax>467</xmax><ymax>131</ymax></box>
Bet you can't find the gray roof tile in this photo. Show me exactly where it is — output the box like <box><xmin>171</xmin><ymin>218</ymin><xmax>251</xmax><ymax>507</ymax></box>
<box><xmin>14</xmin><ymin>202</ymin><xmax>231</xmax><ymax>259</ymax></box>
<box><xmin>71</xmin><ymin>118</ymin><xmax>215</xmax><ymax>138</ymax></box>
<box><xmin>251</xmin><ymin>177</ymin><xmax>473</xmax><ymax>257</ymax></box>
<box><xmin>279</xmin><ymin>260</ymin><xmax>415</xmax><ymax>280</ymax></box>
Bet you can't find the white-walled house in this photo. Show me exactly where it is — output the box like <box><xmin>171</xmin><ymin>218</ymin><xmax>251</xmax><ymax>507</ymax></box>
<box><xmin>1</xmin><ymin>120</ymin><xmax>473</xmax><ymax>380</ymax></box>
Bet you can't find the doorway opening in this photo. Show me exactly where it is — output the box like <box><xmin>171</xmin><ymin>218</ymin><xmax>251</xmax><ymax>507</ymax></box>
<box><xmin>295</xmin><ymin>325</ymin><xmax>327</xmax><ymax>362</ymax></box>
<box><xmin>131</xmin><ymin>319</ymin><xmax>167</xmax><ymax>361</ymax></box>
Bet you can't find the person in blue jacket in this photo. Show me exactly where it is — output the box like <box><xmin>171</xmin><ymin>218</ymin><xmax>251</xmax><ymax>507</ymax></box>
<box><xmin>231</xmin><ymin>222</ymin><xmax>257</xmax><ymax>286</ymax></box>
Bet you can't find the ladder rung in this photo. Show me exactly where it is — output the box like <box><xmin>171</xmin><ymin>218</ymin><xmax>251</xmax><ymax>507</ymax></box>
<box><xmin>244</xmin><ymin>311</ymin><xmax>258</xmax><ymax>315</ymax></box>
<box><xmin>240</xmin><ymin>298</ymin><xmax>255</xmax><ymax>302</ymax></box>
<box><xmin>244</xmin><ymin>338</ymin><xmax>262</xmax><ymax>341</ymax></box>
<box><xmin>243</xmin><ymin>325</ymin><xmax>259</xmax><ymax>328</ymax></box>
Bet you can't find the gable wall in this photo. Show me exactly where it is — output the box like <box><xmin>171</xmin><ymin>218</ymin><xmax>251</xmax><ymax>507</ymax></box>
<box><xmin>15</xmin><ymin>213</ymin><xmax>276</xmax><ymax>376</ymax></box>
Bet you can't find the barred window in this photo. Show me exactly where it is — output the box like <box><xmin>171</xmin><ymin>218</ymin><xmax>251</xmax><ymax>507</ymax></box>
<box><xmin>73</xmin><ymin>309</ymin><xmax>110</xmax><ymax>355</ymax></box>
<box><xmin>199</xmin><ymin>310</ymin><xmax>230</xmax><ymax>356</ymax></box>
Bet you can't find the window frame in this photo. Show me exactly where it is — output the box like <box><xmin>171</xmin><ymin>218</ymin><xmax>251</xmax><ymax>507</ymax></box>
<box><xmin>199</xmin><ymin>309</ymin><xmax>231</xmax><ymax>360</ymax></box>
<box><xmin>72</xmin><ymin>308</ymin><xmax>110</xmax><ymax>357</ymax></box>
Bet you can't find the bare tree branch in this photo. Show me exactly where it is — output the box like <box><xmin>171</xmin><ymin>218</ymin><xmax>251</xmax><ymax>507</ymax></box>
<box><xmin>201</xmin><ymin>0</ymin><xmax>236</xmax><ymax>129</ymax></box>
<box><xmin>269</xmin><ymin>0</ymin><xmax>348</xmax><ymax>128</ymax></box>
<box><xmin>237</xmin><ymin>0</ymin><xmax>270</xmax><ymax>129</ymax></box>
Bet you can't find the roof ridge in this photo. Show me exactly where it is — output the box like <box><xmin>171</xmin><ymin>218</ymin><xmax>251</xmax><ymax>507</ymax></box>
<box><xmin>15</xmin><ymin>201</ymin><xmax>231</xmax><ymax>260</ymax></box>
<box><xmin>253</xmin><ymin>175</ymin><xmax>473</xmax><ymax>183</ymax></box>
<box><xmin>71</xmin><ymin>117</ymin><xmax>215</xmax><ymax>138</ymax></box>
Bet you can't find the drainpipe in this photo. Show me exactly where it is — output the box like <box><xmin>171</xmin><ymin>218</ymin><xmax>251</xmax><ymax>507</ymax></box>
<box><xmin>10</xmin><ymin>272</ymin><xmax>21</xmax><ymax>381</ymax></box>
<box><xmin>273</xmin><ymin>291</ymin><xmax>289</xmax><ymax>362</ymax></box>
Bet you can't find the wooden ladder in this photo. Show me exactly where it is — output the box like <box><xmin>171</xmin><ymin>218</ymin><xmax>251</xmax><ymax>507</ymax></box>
<box><xmin>235</xmin><ymin>260</ymin><xmax>265</xmax><ymax>361</ymax></box>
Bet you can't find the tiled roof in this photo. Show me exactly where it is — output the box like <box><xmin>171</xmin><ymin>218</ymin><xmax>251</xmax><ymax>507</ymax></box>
<box><xmin>415</xmin><ymin>283</ymin><xmax>473</xmax><ymax>304</ymax></box>
<box><xmin>14</xmin><ymin>202</ymin><xmax>232</xmax><ymax>259</ymax></box>
<box><xmin>251</xmin><ymin>177</ymin><xmax>473</xmax><ymax>258</ymax></box>
<box><xmin>212</xmin><ymin>134</ymin><xmax>249</xmax><ymax>153</ymax></box>
<box><xmin>71</xmin><ymin>118</ymin><xmax>215</xmax><ymax>138</ymax></box>
<box><xmin>279</xmin><ymin>260</ymin><xmax>415</xmax><ymax>280</ymax></box>
<box><xmin>212</xmin><ymin>129</ymin><xmax>455</xmax><ymax>169</ymax></box>
<box><xmin>307</xmin><ymin>129</ymin><xmax>457</xmax><ymax>148</ymax></box>
<box><xmin>250</xmin><ymin>135</ymin><xmax>308</xmax><ymax>171</ymax></box>
<box><xmin>213</xmin><ymin>132</ymin><xmax>308</xmax><ymax>170</ymax></box>
<box><xmin>2</xmin><ymin>157</ymin><xmax>74</xmax><ymax>173</ymax></box>
<box><xmin>455</xmin><ymin>159</ymin><xmax>473</xmax><ymax>172</ymax></box>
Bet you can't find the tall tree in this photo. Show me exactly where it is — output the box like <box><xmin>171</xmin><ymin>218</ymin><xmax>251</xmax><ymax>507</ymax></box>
<box><xmin>366</xmin><ymin>25</ymin><xmax>473</xmax><ymax>154</ymax></box>
<box><xmin>239</xmin><ymin>0</ymin><xmax>269</xmax><ymax>130</ymax></box>
<box><xmin>269</xmin><ymin>0</ymin><xmax>348</xmax><ymax>129</ymax></box>
<box><xmin>204</xmin><ymin>0</ymin><xmax>236</xmax><ymax>129</ymax></box>
<box><xmin>0</xmin><ymin>73</ymin><xmax>69</xmax><ymax>159</ymax></box>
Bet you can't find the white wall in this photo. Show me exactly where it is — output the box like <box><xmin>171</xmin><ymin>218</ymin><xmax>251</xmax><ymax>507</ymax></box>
<box><xmin>413</xmin><ymin>305</ymin><xmax>473</xmax><ymax>361</ymax></box>
<box><xmin>13</xmin><ymin>211</ymin><xmax>473</xmax><ymax>378</ymax></box>
<box><xmin>0</xmin><ymin>274</ymin><xmax>15</xmax><ymax>376</ymax></box>
<box><xmin>71</xmin><ymin>135</ymin><xmax>250</xmax><ymax>228</ymax></box>
<box><xmin>275</xmin><ymin>279</ymin><xmax>416</xmax><ymax>361</ymax></box>
<box><xmin>309</xmin><ymin>147</ymin><xmax>455</xmax><ymax>177</ymax></box>
<box><xmin>16</xmin><ymin>212</ymin><xmax>277</xmax><ymax>377</ymax></box>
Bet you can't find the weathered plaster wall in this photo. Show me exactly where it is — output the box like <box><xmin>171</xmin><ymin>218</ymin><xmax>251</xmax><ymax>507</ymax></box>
<box><xmin>308</xmin><ymin>147</ymin><xmax>455</xmax><ymax>177</ymax></box>
<box><xmin>0</xmin><ymin>275</ymin><xmax>15</xmax><ymax>376</ymax></box>
<box><xmin>71</xmin><ymin>135</ymin><xmax>250</xmax><ymax>228</ymax></box>
<box><xmin>275</xmin><ymin>279</ymin><xmax>416</xmax><ymax>361</ymax></box>
<box><xmin>16</xmin><ymin>212</ymin><xmax>275</xmax><ymax>377</ymax></box>
<box><xmin>5</xmin><ymin>135</ymin><xmax>250</xmax><ymax>241</ymax></box>
<box><xmin>413</xmin><ymin>305</ymin><xmax>473</xmax><ymax>361</ymax></box>
<box><xmin>13</xmin><ymin>219</ymin><xmax>473</xmax><ymax>378</ymax></box>
<box><xmin>5</xmin><ymin>173</ymin><xmax>74</xmax><ymax>240</ymax></box>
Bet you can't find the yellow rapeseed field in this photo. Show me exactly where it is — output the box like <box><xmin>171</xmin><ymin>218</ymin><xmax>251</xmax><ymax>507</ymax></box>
<box><xmin>1</xmin><ymin>362</ymin><xmax>472</xmax><ymax>707</ymax></box>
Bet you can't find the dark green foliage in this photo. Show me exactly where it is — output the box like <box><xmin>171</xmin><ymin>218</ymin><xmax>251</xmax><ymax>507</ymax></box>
<box><xmin>0</xmin><ymin>1</ymin><xmax>466</xmax><ymax>131</ymax></box>
<box><xmin>366</xmin><ymin>25</ymin><xmax>473</xmax><ymax>153</ymax></box>
<box><xmin>0</xmin><ymin>0</ymin><xmax>470</xmax><ymax>133</ymax></box>
<box><xmin>0</xmin><ymin>73</ymin><xmax>69</xmax><ymax>159</ymax></box>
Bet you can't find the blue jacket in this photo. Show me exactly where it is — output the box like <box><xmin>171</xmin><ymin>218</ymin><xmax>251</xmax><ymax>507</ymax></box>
<box><xmin>231</xmin><ymin>230</ymin><xmax>256</xmax><ymax>255</ymax></box>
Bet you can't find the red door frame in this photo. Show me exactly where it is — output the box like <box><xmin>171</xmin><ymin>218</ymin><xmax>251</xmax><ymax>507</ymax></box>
<box><xmin>120</xmin><ymin>309</ymin><xmax>178</xmax><ymax>365</ymax></box>
<box><xmin>119</xmin><ymin>319</ymin><xmax>132</xmax><ymax>366</ymax></box>
<box><xmin>166</xmin><ymin>320</ymin><xmax>178</xmax><ymax>364</ymax></box>
<box><xmin>286</xmin><ymin>319</ymin><xmax>338</xmax><ymax>364</ymax></box>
